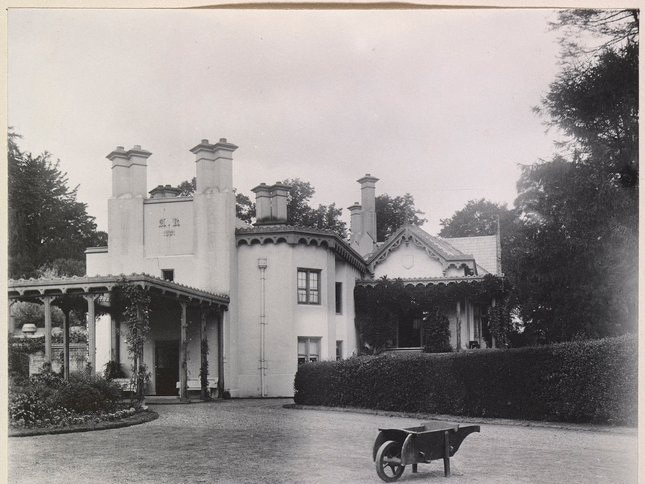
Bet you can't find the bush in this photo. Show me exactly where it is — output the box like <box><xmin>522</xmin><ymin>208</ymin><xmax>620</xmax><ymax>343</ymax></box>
<box><xmin>104</xmin><ymin>360</ymin><xmax>126</xmax><ymax>379</ymax></box>
<box><xmin>9</xmin><ymin>371</ymin><xmax>124</xmax><ymax>428</ymax></box>
<box><xmin>294</xmin><ymin>335</ymin><xmax>637</xmax><ymax>425</ymax></box>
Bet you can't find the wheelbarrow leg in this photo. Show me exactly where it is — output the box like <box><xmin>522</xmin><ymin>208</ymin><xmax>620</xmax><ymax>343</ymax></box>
<box><xmin>443</xmin><ymin>431</ymin><xmax>451</xmax><ymax>477</ymax></box>
<box><xmin>412</xmin><ymin>464</ymin><xmax>418</xmax><ymax>473</ymax></box>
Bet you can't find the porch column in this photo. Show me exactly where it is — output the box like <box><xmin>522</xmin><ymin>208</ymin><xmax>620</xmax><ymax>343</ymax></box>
<box><xmin>179</xmin><ymin>301</ymin><xmax>188</xmax><ymax>402</ymax></box>
<box><xmin>200</xmin><ymin>307</ymin><xmax>209</xmax><ymax>401</ymax></box>
<box><xmin>63</xmin><ymin>309</ymin><xmax>70</xmax><ymax>381</ymax></box>
<box><xmin>8</xmin><ymin>299</ymin><xmax>16</xmax><ymax>334</ymax></box>
<box><xmin>491</xmin><ymin>297</ymin><xmax>497</xmax><ymax>348</ymax></box>
<box><xmin>455</xmin><ymin>300</ymin><xmax>462</xmax><ymax>351</ymax></box>
<box><xmin>217</xmin><ymin>307</ymin><xmax>225</xmax><ymax>397</ymax></box>
<box><xmin>39</xmin><ymin>296</ymin><xmax>53</xmax><ymax>365</ymax></box>
<box><xmin>110</xmin><ymin>316</ymin><xmax>118</xmax><ymax>362</ymax></box>
<box><xmin>465</xmin><ymin>298</ymin><xmax>471</xmax><ymax>347</ymax></box>
<box><xmin>83</xmin><ymin>294</ymin><xmax>99</xmax><ymax>373</ymax></box>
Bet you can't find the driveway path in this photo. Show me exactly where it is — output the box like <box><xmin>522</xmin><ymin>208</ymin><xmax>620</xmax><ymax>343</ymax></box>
<box><xmin>8</xmin><ymin>399</ymin><xmax>637</xmax><ymax>484</ymax></box>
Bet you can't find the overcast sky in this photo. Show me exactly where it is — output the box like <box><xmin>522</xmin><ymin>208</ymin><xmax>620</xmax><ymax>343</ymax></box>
<box><xmin>8</xmin><ymin>8</ymin><xmax>566</xmax><ymax>234</ymax></box>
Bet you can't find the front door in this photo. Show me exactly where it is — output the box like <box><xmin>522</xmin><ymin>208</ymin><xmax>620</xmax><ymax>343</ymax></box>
<box><xmin>155</xmin><ymin>340</ymin><xmax>179</xmax><ymax>395</ymax></box>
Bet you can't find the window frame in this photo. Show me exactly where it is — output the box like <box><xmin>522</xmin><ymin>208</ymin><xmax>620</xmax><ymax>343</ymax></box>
<box><xmin>297</xmin><ymin>268</ymin><xmax>321</xmax><ymax>305</ymax></box>
<box><xmin>298</xmin><ymin>336</ymin><xmax>321</xmax><ymax>365</ymax></box>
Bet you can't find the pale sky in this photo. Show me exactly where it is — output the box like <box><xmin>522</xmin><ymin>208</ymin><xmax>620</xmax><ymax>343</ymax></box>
<box><xmin>8</xmin><ymin>8</ymin><xmax>565</xmax><ymax>234</ymax></box>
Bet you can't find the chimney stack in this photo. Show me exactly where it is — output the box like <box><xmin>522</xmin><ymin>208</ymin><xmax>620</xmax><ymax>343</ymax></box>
<box><xmin>107</xmin><ymin>144</ymin><xmax>152</xmax><ymax>198</ymax></box>
<box><xmin>348</xmin><ymin>202</ymin><xmax>362</xmax><ymax>244</ymax></box>
<box><xmin>149</xmin><ymin>184</ymin><xmax>182</xmax><ymax>199</ymax></box>
<box><xmin>252</xmin><ymin>182</ymin><xmax>291</xmax><ymax>225</ymax></box>
<box><xmin>252</xmin><ymin>183</ymin><xmax>272</xmax><ymax>223</ymax></box>
<box><xmin>190</xmin><ymin>138</ymin><xmax>238</xmax><ymax>193</ymax></box>
<box><xmin>357</xmin><ymin>174</ymin><xmax>379</xmax><ymax>244</ymax></box>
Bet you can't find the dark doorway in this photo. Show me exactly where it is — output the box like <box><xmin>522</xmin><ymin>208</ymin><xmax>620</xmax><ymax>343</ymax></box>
<box><xmin>155</xmin><ymin>340</ymin><xmax>179</xmax><ymax>395</ymax></box>
<box><xmin>398</xmin><ymin>318</ymin><xmax>422</xmax><ymax>347</ymax></box>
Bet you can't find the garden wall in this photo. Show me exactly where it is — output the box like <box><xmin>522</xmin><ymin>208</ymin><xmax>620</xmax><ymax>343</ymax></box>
<box><xmin>294</xmin><ymin>335</ymin><xmax>637</xmax><ymax>425</ymax></box>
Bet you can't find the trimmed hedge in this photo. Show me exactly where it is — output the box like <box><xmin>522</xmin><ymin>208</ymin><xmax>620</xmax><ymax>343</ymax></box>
<box><xmin>294</xmin><ymin>335</ymin><xmax>637</xmax><ymax>425</ymax></box>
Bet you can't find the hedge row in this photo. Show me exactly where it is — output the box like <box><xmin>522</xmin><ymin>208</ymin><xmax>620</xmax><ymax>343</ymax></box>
<box><xmin>294</xmin><ymin>335</ymin><xmax>637</xmax><ymax>425</ymax></box>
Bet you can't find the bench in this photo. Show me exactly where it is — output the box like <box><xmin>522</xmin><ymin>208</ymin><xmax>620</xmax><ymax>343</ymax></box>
<box><xmin>176</xmin><ymin>378</ymin><xmax>219</xmax><ymax>396</ymax></box>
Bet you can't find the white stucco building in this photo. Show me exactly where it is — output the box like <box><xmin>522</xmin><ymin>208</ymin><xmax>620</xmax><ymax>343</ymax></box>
<box><xmin>9</xmin><ymin>137</ymin><xmax>502</xmax><ymax>398</ymax></box>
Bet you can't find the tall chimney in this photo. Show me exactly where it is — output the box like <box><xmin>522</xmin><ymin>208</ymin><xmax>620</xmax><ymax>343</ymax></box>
<box><xmin>106</xmin><ymin>145</ymin><xmax>152</xmax><ymax>198</ymax></box>
<box><xmin>270</xmin><ymin>182</ymin><xmax>290</xmax><ymax>223</ymax></box>
<box><xmin>128</xmin><ymin>145</ymin><xmax>152</xmax><ymax>197</ymax></box>
<box><xmin>190</xmin><ymin>137</ymin><xmax>238</xmax><ymax>193</ymax></box>
<box><xmin>252</xmin><ymin>182</ymin><xmax>291</xmax><ymax>225</ymax></box>
<box><xmin>252</xmin><ymin>183</ymin><xmax>272</xmax><ymax>223</ymax></box>
<box><xmin>357</xmin><ymin>174</ymin><xmax>379</xmax><ymax>244</ymax></box>
<box><xmin>107</xmin><ymin>146</ymin><xmax>129</xmax><ymax>197</ymax></box>
<box><xmin>348</xmin><ymin>202</ymin><xmax>362</xmax><ymax>244</ymax></box>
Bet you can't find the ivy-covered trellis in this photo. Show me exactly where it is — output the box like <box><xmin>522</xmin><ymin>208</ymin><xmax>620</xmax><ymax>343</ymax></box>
<box><xmin>354</xmin><ymin>274</ymin><xmax>511</xmax><ymax>354</ymax></box>
<box><xmin>111</xmin><ymin>281</ymin><xmax>151</xmax><ymax>403</ymax></box>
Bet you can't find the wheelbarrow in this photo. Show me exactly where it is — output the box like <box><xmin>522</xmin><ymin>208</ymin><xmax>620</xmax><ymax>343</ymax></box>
<box><xmin>372</xmin><ymin>420</ymin><xmax>480</xmax><ymax>482</ymax></box>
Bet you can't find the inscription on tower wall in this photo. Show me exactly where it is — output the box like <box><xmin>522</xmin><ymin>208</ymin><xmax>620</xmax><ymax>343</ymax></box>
<box><xmin>144</xmin><ymin>199</ymin><xmax>194</xmax><ymax>257</ymax></box>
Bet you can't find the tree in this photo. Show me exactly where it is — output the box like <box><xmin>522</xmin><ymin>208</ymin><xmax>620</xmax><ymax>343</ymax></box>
<box><xmin>536</xmin><ymin>43</ymin><xmax>638</xmax><ymax>189</ymax></box>
<box><xmin>510</xmin><ymin>159</ymin><xmax>636</xmax><ymax>342</ymax></box>
<box><xmin>439</xmin><ymin>198</ymin><xmax>520</xmax><ymax>281</ymax></box>
<box><xmin>282</xmin><ymin>178</ymin><xmax>347</xmax><ymax>238</ymax></box>
<box><xmin>8</xmin><ymin>131</ymin><xmax>106</xmax><ymax>279</ymax></box>
<box><xmin>552</xmin><ymin>9</ymin><xmax>638</xmax><ymax>59</ymax></box>
<box><xmin>439</xmin><ymin>199</ymin><xmax>512</xmax><ymax>238</ymax></box>
<box><xmin>508</xmin><ymin>10</ymin><xmax>638</xmax><ymax>342</ymax></box>
<box><xmin>375</xmin><ymin>193</ymin><xmax>427</xmax><ymax>242</ymax></box>
<box><xmin>235</xmin><ymin>192</ymin><xmax>255</xmax><ymax>225</ymax></box>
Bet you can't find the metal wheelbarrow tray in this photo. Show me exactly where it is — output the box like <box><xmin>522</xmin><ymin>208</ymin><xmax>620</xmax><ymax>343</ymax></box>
<box><xmin>372</xmin><ymin>420</ymin><xmax>480</xmax><ymax>482</ymax></box>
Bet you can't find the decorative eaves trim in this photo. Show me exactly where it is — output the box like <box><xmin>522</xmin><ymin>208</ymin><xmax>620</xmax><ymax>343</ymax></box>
<box><xmin>8</xmin><ymin>273</ymin><xmax>230</xmax><ymax>307</ymax></box>
<box><xmin>357</xmin><ymin>275</ymin><xmax>487</xmax><ymax>288</ymax></box>
<box><xmin>235</xmin><ymin>225</ymin><xmax>369</xmax><ymax>274</ymax></box>
<box><xmin>367</xmin><ymin>225</ymin><xmax>477</xmax><ymax>274</ymax></box>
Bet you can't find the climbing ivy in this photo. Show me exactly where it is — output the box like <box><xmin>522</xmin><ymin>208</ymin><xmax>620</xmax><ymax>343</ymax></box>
<box><xmin>354</xmin><ymin>274</ymin><xmax>510</xmax><ymax>353</ymax></box>
<box><xmin>112</xmin><ymin>281</ymin><xmax>151</xmax><ymax>403</ymax></box>
<box><xmin>199</xmin><ymin>332</ymin><xmax>210</xmax><ymax>401</ymax></box>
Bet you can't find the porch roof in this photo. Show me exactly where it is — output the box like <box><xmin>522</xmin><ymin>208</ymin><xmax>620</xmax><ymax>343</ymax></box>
<box><xmin>356</xmin><ymin>275</ymin><xmax>488</xmax><ymax>288</ymax></box>
<box><xmin>8</xmin><ymin>273</ymin><xmax>229</xmax><ymax>307</ymax></box>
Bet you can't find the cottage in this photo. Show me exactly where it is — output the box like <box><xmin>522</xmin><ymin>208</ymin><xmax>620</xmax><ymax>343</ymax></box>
<box><xmin>8</xmin><ymin>137</ymin><xmax>501</xmax><ymax>398</ymax></box>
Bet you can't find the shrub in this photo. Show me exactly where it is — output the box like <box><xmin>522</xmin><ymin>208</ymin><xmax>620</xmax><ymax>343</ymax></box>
<box><xmin>55</xmin><ymin>382</ymin><xmax>103</xmax><ymax>413</ymax></box>
<box><xmin>9</xmin><ymin>371</ymin><xmax>125</xmax><ymax>428</ymax></box>
<box><xmin>294</xmin><ymin>335</ymin><xmax>637</xmax><ymax>425</ymax></box>
<box><xmin>104</xmin><ymin>360</ymin><xmax>126</xmax><ymax>379</ymax></box>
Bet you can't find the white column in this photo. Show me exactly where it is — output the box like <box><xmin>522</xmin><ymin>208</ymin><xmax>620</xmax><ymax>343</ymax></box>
<box><xmin>179</xmin><ymin>301</ymin><xmax>188</xmax><ymax>401</ymax></box>
<box><xmin>8</xmin><ymin>299</ymin><xmax>16</xmax><ymax>334</ymax></box>
<box><xmin>39</xmin><ymin>296</ymin><xmax>53</xmax><ymax>365</ymax></box>
<box><xmin>83</xmin><ymin>295</ymin><xmax>99</xmax><ymax>373</ymax></box>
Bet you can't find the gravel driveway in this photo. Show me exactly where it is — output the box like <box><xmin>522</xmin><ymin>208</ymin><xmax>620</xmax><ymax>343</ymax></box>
<box><xmin>8</xmin><ymin>399</ymin><xmax>637</xmax><ymax>484</ymax></box>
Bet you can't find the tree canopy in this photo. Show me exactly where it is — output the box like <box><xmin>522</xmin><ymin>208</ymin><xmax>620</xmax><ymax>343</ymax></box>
<box><xmin>8</xmin><ymin>131</ymin><xmax>106</xmax><ymax>279</ymax></box>
<box><xmin>439</xmin><ymin>10</ymin><xmax>638</xmax><ymax>344</ymax></box>
<box><xmin>375</xmin><ymin>193</ymin><xmax>427</xmax><ymax>242</ymax></box>
<box><xmin>281</xmin><ymin>178</ymin><xmax>347</xmax><ymax>238</ymax></box>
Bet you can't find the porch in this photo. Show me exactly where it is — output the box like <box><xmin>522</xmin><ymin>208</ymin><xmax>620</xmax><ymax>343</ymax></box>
<box><xmin>8</xmin><ymin>273</ymin><xmax>229</xmax><ymax>400</ymax></box>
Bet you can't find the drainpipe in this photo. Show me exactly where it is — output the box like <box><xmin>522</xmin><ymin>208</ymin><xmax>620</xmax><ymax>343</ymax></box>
<box><xmin>258</xmin><ymin>258</ymin><xmax>268</xmax><ymax>397</ymax></box>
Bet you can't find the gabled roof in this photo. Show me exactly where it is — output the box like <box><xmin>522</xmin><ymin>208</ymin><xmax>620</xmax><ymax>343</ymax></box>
<box><xmin>367</xmin><ymin>225</ymin><xmax>477</xmax><ymax>273</ymax></box>
<box><xmin>443</xmin><ymin>235</ymin><xmax>501</xmax><ymax>275</ymax></box>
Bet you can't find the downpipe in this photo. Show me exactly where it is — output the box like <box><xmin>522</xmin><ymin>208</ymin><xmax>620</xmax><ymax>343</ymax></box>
<box><xmin>258</xmin><ymin>258</ymin><xmax>267</xmax><ymax>397</ymax></box>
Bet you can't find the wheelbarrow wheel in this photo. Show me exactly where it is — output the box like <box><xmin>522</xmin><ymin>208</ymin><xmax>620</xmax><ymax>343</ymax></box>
<box><xmin>375</xmin><ymin>440</ymin><xmax>405</xmax><ymax>482</ymax></box>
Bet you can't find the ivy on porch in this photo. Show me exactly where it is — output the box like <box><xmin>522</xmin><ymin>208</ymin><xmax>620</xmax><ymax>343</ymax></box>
<box><xmin>354</xmin><ymin>274</ymin><xmax>511</xmax><ymax>354</ymax></box>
